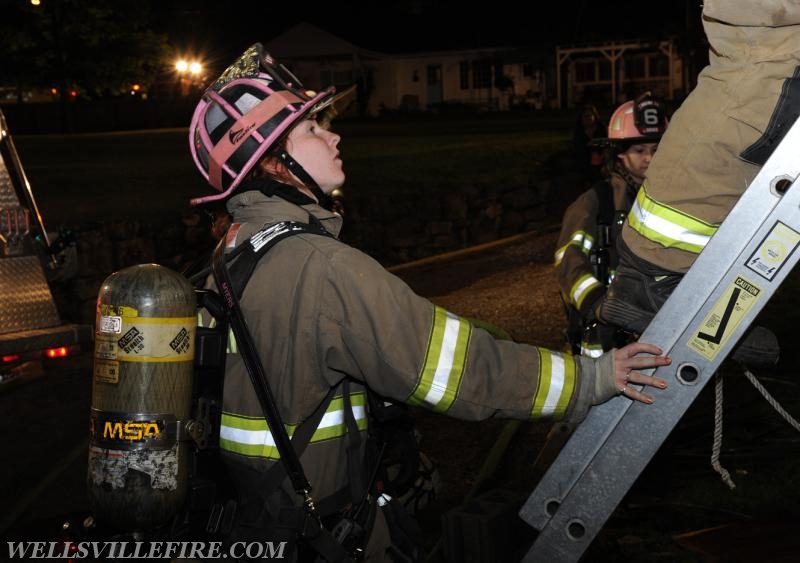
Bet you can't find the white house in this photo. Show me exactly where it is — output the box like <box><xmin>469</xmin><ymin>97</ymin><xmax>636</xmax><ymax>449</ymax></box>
<box><xmin>265</xmin><ymin>23</ymin><xmax>689</xmax><ymax>116</ymax></box>
<box><xmin>265</xmin><ymin>22</ymin><xmax>547</xmax><ymax>116</ymax></box>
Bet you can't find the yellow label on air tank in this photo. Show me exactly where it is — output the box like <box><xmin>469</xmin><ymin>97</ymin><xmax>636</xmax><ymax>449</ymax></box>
<box><xmin>99</xmin><ymin>304</ymin><xmax>140</xmax><ymax>319</ymax></box>
<box><xmin>95</xmin><ymin>316</ymin><xmax>196</xmax><ymax>362</ymax></box>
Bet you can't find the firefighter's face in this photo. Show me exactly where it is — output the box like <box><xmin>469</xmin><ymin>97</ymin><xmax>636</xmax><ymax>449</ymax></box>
<box><xmin>285</xmin><ymin>118</ymin><xmax>345</xmax><ymax>196</ymax></box>
<box><xmin>617</xmin><ymin>143</ymin><xmax>658</xmax><ymax>183</ymax></box>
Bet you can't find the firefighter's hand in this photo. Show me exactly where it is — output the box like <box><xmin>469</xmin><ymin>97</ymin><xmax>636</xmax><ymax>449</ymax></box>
<box><xmin>593</xmin><ymin>342</ymin><xmax>670</xmax><ymax>405</ymax></box>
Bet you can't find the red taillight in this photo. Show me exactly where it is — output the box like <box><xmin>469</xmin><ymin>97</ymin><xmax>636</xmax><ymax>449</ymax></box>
<box><xmin>2</xmin><ymin>354</ymin><xmax>21</xmax><ymax>363</ymax></box>
<box><xmin>46</xmin><ymin>347</ymin><xmax>69</xmax><ymax>358</ymax></box>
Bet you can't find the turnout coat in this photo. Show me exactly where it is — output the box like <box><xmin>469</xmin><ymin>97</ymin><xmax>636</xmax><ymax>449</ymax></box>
<box><xmin>204</xmin><ymin>187</ymin><xmax>600</xmax><ymax>557</ymax></box>
<box><xmin>622</xmin><ymin>0</ymin><xmax>800</xmax><ymax>273</ymax></box>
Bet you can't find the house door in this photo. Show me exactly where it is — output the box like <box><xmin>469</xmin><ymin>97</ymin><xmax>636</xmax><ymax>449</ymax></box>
<box><xmin>426</xmin><ymin>64</ymin><xmax>442</xmax><ymax>107</ymax></box>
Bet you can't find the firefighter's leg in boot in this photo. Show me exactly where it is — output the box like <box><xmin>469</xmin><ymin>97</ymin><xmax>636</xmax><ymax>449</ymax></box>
<box><xmin>598</xmin><ymin>238</ymin><xmax>779</xmax><ymax>367</ymax></box>
<box><xmin>596</xmin><ymin>237</ymin><xmax>681</xmax><ymax>334</ymax></box>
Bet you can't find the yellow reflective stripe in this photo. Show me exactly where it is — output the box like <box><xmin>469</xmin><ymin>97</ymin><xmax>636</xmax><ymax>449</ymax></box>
<box><xmin>530</xmin><ymin>350</ymin><xmax>577</xmax><ymax>420</ymax></box>
<box><xmin>227</xmin><ymin>328</ymin><xmax>238</xmax><ymax>354</ymax></box>
<box><xmin>571</xmin><ymin>273</ymin><xmax>602</xmax><ymax>309</ymax></box>
<box><xmin>220</xmin><ymin>392</ymin><xmax>367</xmax><ymax>459</ymax></box>
<box><xmin>554</xmin><ymin>231</ymin><xmax>594</xmax><ymax>266</ymax></box>
<box><xmin>581</xmin><ymin>232</ymin><xmax>594</xmax><ymax>253</ymax></box>
<box><xmin>196</xmin><ymin>313</ymin><xmax>238</xmax><ymax>353</ymax></box>
<box><xmin>554</xmin><ymin>244</ymin><xmax>567</xmax><ymax>265</ymax></box>
<box><xmin>408</xmin><ymin>306</ymin><xmax>472</xmax><ymax>413</ymax></box>
<box><xmin>628</xmin><ymin>184</ymin><xmax>717</xmax><ymax>253</ymax></box>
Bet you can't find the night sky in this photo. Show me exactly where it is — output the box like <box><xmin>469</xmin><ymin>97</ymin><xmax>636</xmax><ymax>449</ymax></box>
<box><xmin>153</xmin><ymin>0</ymin><xmax>703</xmax><ymax>75</ymax></box>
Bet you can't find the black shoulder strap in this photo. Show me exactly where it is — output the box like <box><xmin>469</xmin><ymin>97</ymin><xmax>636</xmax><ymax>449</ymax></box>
<box><xmin>209</xmin><ymin>218</ymin><xmax>356</xmax><ymax>563</ymax></box>
<box><xmin>228</xmin><ymin>217</ymin><xmax>332</xmax><ymax>297</ymax></box>
<box><xmin>188</xmin><ymin>215</ymin><xmax>333</xmax><ymax>290</ymax></box>
<box><xmin>211</xmin><ymin>227</ymin><xmax>314</xmax><ymax>498</ymax></box>
<box><xmin>252</xmin><ymin>385</ymin><xmax>337</xmax><ymax>496</ymax></box>
<box><xmin>593</xmin><ymin>180</ymin><xmax>614</xmax><ymax>227</ymax></box>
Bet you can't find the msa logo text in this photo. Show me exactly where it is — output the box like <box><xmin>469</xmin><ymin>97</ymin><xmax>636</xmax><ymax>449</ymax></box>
<box><xmin>103</xmin><ymin>421</ymin><xmax>161</xmax><ymax>441</ymax></box>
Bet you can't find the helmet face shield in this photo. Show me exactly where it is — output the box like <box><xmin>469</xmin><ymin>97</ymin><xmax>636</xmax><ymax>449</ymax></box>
<box><xmin>189</xmin><ymin>43</ymin><xmax>336</xmax><ymax>205</ymax></box>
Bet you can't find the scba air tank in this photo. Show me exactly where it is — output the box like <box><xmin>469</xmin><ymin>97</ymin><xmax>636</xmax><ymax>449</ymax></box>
<box><xmin>87</xmin><ymin>263</ymin><xmax>196</xmax><ymax>532</ymax></box>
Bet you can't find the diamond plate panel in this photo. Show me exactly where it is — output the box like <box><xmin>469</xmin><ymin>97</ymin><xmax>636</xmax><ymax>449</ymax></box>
<box><xmin>0</xmin><ymin>255</ymin><xmax>61</xmax><ymax>335</ymax></box>
<box><xmin>0</xmin><ymin>153</ymin><xmax>21</xmax><ymax>209</ymax></box>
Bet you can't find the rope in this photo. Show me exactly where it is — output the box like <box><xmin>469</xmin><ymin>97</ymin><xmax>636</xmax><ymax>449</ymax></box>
<box><xmin>741</xmin><ymin>366</ymin><xmax>800</xmax><ymax>432</ymax></box>
<box><xmin>711</xmin><ymin>365</ymin><xmax>800</xmax><ymax>490</ymax></box>
<box><xmin>711</xmin><ymin>371</ymin><xmax>736</xmax><ymax>490</ymax></box>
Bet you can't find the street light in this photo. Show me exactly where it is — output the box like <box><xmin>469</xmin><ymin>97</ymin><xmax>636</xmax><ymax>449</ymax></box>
<box><xmin>174</xmin><ymin>58</ymin><xmax>205</xmax><ymax>96</ymax></box>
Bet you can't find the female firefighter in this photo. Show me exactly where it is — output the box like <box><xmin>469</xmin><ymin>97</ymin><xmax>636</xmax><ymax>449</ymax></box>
<box><xmin>555</xmin><ymin>93</ymin><xmax>668</xmax><ymax>357</ymax></box>
<box><xmin>189</xmin><ymin>44</ymin><xmax>670</xmax><ymax>562</ymax></box>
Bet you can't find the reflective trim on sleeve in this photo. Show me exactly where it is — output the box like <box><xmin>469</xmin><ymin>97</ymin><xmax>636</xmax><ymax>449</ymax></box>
<box><xmin>407</xmin><ymin>305</ymin><xmax>472</xmax><ymax>413</ymax></box>
<box><xmin>219</xmin><ymin>392</ymin><xmax>367</xmax><ymax>459</ymax></box>
<box><xmin>530</xmin><ymin>350</ymin><xmax>577</xmax><ymax>420</ymax></box>
<box><xmin>570</xmin><ymin>273</ymin><xmax>602</xmax><ymax>309</ymax></box>
<box><xmin>554</xmin><ymin>231</ymin><xmax>594</xmax><ymax>266</ymax></box>
<box><xmin>580</xmin><ymin>340</ymin><xmax>604</xmax><ymax>358</ymax></box>
<box><xmin>627</xmin><ymin>184</ymin><xmax>717</xmax><ymax>254</ymax></box>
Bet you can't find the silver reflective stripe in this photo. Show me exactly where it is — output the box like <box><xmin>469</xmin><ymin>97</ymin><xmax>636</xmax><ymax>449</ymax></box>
<box><xmin>530</xmin><ymin>350</ymin><xmax>576</xmax><ymax>420</ymax></box>
<box><xmin>571</xmin><ymin>273</ymin><xmax>602</xmax><ymax>309</ymax></box>
<box><xmin>580</xmin><ymin>342</ymin><xmax>604</xmax><ymax>358</ymax></box>
<box><xmin>628</xmin><ymin>185</ymin><xmax>716</xmax><ymax>253</ymax></box>
<box><xmin>220</xmin><ymin>393</ymin><xmax>367</xmax><ymax>459</ymax></box>
<box><xmin>408</xmin><ymin>306</ymin><xmax>471</xmax><ymax>413</ymax></box>
<box><xmin>554</xmin><ymin>231</ymin><xmax>594</xmax><ymax>265</ymax></box>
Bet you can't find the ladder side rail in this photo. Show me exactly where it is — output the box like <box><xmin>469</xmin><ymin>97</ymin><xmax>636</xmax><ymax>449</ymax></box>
<box><xmin>519</xmin><ymin>115</ymin><xmax>800</xmax><ymax>531</ymax></box>
<box><xmin>522</xmin><ymin>175</ymin><xmax>800</xmax><ymax>561</ymax></box>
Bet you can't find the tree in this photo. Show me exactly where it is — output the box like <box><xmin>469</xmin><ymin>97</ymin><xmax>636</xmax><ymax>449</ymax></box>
<box><xmin>0</xmin><ymin>0</ymin><xmax>169</xmax><ymax>101</ymax></box>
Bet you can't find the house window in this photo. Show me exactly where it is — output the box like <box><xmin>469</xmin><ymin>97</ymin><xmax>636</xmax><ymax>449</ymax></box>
<box><xmin>650</xmin><ymin>54</ymin><xmax>669</xmax><ymax>77</ymax></box>
<box><xmin>598</xmin><ymin>60</ymin><xmax>611</xmax><ymax>81</ymax></box>
<box><xmin>625</xmin><ymin>56</ymin><xmax>647</xmax><ymax>79</ymax></box>
<box><xmin>427</xmin><ymin>66</ymin><xmax>440</xmax><ymax>85</ymax></box>
<box><xmin>459</xmin><ymin>61</ymin><xmax>469</xmax><ymax>89</ymax></box>
<box><xmin>472</xmin><ymin>60</ymin><xmax>491</xmax><ymax>89</ymax></box>
<box><xmin>574</xmin><ymin>61</ymin><xmax>596</xmax><ymax>83</ymax></box>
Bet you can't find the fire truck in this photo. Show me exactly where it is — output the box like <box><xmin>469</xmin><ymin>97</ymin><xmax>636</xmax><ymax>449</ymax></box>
<box><xmin>0</xmin><ymin>108</ymin><xmax>91</xmax><ymax>385</ymax></box>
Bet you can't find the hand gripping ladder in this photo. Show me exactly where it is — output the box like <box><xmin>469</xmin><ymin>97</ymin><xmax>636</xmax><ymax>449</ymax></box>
<box><xmin>519</xmin><ymin>115</ymin><xmax>800</xmax><ymax>562</ymax></box>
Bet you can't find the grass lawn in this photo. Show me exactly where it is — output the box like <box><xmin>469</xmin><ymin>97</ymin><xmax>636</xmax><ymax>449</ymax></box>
<box><xmin>11</xmin><ymin>111</ymin><xmax>575</xmax><ymax>229</ymax></box>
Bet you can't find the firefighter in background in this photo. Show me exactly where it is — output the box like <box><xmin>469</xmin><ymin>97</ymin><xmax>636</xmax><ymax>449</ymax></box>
<box><xmin>189</xmin><ymin>43</ymin><xmax>670</xmax><ymax>562</ymax></box>
<box><xmin>555</xmin><ymin>93</ymin><xmax>668</xmax><ymax>357</ymax></box>
<box><xmin>598</xmin><ymin>1</ymin><xmax>799</xmax><ymax>345</ymax></box>
<box><xmin>572</xmin><ymin>104</ymin><xmax>607</xmax><ymax>186</ymax></box>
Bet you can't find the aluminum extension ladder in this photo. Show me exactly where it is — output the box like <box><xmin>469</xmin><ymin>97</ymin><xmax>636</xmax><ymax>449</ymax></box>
<box><xmin>519</xmin><ymin>115</ymin><xmax>800</xmax><ymax>562</ymax></box>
